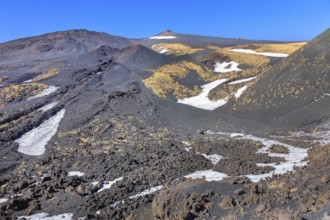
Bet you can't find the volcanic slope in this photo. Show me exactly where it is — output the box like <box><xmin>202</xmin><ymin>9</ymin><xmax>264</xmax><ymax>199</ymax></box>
<box><xmin>0</xmin><ymin>29</ymin><xmax>329</xmax><ymax>219</ymax></box>
<box><xmin>0</xmin><ymin>29</ymin><xmax>131</xmax><ymax>61</ymax></box>
<box><xmin>224</xmin><ymin>28</ymin><xmax>330</xmax><ymax>128</ymax></box>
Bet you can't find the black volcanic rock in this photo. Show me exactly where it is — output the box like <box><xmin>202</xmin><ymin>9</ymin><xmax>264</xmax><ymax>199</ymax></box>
<box><xmin>0</xmin><ymin>28</ymin><xmax>329</xmax><ymax>219</ymax></box>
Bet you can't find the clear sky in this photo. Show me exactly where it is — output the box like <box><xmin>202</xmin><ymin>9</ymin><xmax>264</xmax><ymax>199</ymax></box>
<box><xmin>1</xmin><ymin>0</ymin><xmax>329</xmax><ymax>43</ymax></box>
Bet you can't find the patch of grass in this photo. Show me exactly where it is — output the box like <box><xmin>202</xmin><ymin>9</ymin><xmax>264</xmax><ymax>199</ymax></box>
<box><xmin>269</xmin><ymin>145</ymin><xmax>289</xmax><ymax>154</ymax></box>
<box><xmin>153</xmin><ymin>43</ymin><xmax>203</xmax><ymax>56</ymax></box>
<box><xmin>208</xmin><ymin>83</ymin><xmax>243</xmax><ymax>101</ymax></box>
<box><xmin>143</xmin><ymin>61</ymin><xmax>227</xmax><ymax>99</ymax></box>
<box><xmin>32</xmin><ymin>68</ymin><xmax>59</xmax><ymax>81</ymax></box>
<box><xmin>208</xmin><ymin>46</ymin><xmax>270</xmax><ymax>66</ymax></box>
<box><xmin>0</xmin><ymin>83</ymin><xmax>48</xmax><ymax>107</ymax></box>
<box><xmin>253</xmin><ymin>42</ymin><xmax>307</xmax><ymax>54</ymax></box>
<box><xmin>230</xmin><ymin>42</ymin><xmax>306</xmax><ymax>54</ymax></box>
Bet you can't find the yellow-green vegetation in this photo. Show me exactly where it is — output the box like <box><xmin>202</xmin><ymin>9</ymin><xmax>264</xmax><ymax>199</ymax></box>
<box><xmin>208</xmin><ymin>46</ymin><xmax>270</xmax><ymax>66</ymax></box>
<box><xmin>32</xmin><ymin>68</ymin><xmax>59</xmax><ymax>81</ymax></box>
<box><xmin>234</xmin><ymin>54</ymin><xmax>329</xmax><ymax>109</ymax></box>
<box><xmin>208</xmin><ymin>83</ymin><xmax>243</xmax><ymax>101</ymax></box>
<box><xmin>203</xmin><ymin>46</ymin><xmax>271</xmax><ymax>100</ymax></box>
<box><xmin>252</xmin><ymin>42</ymin><xmax>307</xmax><ymax>54</ymax></box>
<box><xmin>143</xmin><ymin>61</ymin><xmax>226</xmax><ymax>99</ymax></box>
<box><xmin>153</xmin><ymin>43</ymin><xmax>203</xmax><ymax>56</ymax></box>
<box><xmin>0</xmin><ymin>83</ymin><xmax>48</xmax><ymax>108</ymax></box>
<box><xmin>56</xmin><ymin>113</ymin><xmax>173</xmax><ymax>156</ymax></box>
<box><xmin>145</xmin><ymin>42</ymin><xmax>307</xmax><ymax>101</ymax></box>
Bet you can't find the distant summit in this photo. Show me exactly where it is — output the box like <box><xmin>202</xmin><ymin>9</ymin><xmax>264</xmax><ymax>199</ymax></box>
<box><xmin>0</xmin><ymin>29</ymin><xmax>131</xmax><ymax>61</ymax></box>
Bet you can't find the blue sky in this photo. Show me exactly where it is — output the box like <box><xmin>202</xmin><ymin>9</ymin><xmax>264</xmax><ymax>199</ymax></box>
<box><xmin>1</xmin><ymin>0</ymin><xmax>329</xmax><ymax>43</ymax></box>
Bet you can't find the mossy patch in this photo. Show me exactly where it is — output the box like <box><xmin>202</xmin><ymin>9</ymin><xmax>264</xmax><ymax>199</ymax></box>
<box><xmin>152</xmin><ymin>43</ymin><xmax>203</xmax><ymax>56</ymax></box>
<box><xmin>143</xmin><ymin>61</ymin><xmax>222</xmax><ymax>99</ymax></box>
<box><xmin>0</xmin><ymin>83</ymin><xmax>48</xmax><ymax>107</ymax></box>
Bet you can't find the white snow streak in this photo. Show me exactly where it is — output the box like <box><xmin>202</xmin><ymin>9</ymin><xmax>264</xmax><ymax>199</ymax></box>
<box><xmin>68</xmin><ymin>171</ymin><xmax>85</xmax><ymax>177</ymax></box>
<box><xmin>38</xmin><ymin>102</ymin><xmax>59</xmax><ymax>112</ymax></box>
<box><xmin>0</xmin><ymin>198</ymin><xmax>8</xmax><ymax>204</ymax></box>
<box><xmin>206</xmin><ymin>131</ymin><xmax>308</xmax><ymax>182</ymax></box>
<box><xmin>27</xmin><ymin>86</ymin><xmax>59</xmax><ymax>100</ymax></box>
<box><xmin>185</xmin><ymin>170</ymin><xmax>228</xmax><ymax>181</ymax></box>
<box><xmin>234</xmin><ymin>85</ymin><xmax>248</xmax><ymax>99</ymax></box>
<box><xmin>17</xmin><ymin>212</ymin><xmax>73</xmax><ymax>220</ymax></box>
<box><xmin>97</xmin><ymin>177</ymin><xmax>123</xmax><ymax>193</ymax></box>
<box><xmin>16</xmin><ymin>109</ymin><xmax>65</xmax><ymax>156</ymax></box>
<box><xmin>200</xmin><ymin>154</ymin><xmax>223</xmax><ymax>165</ymax></box>
<box><xmin>228</xmin><ymin>76</ymin><xmax>257</xmax><ymax>85</ymax></box>
<box><xmin>129</xmin><ymin>185</ymin><xmax>163</xmax><ymax>199</ymax></box>
<box><xmin>159</xmin><ymin>48</ymin><xmax>170</xmax><ymax>54</ymax></box>
<box><xmin>230</xmin><ymin>49</ymin><xmax>288</xmax><ymax>57</ymax></box>
<box><xmin>177</xmin><ymin>79</ymin><xmax>228</xmax><ymax>110</ymax></box>
<box><xmin>289</xmin><ymin>130</ymin><xmax>330</xmax><ymax>146</ymax></box>
<box><xmin>214</xmin><ymin>61</ymin><xmax>242</xmax><ymax>73</ymax></box>
<box><xmin>149</xmin><ymin>36</ymin><xmax>176</xmax><ymax>39</ymax></box>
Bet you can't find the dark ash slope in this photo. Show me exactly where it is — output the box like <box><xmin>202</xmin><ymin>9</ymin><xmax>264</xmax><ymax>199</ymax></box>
<box><xmin>224</xmin><ymin>28</ymin><xmax>330</xmax><ymax>129</ymax></box>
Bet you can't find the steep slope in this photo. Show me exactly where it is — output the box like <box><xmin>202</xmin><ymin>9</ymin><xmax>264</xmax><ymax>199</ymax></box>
<box><xmin>115</xmin><ymin>44</ymin><xmax>174</xmax><ymax>70</ymax></box>
<box><xmin>226</xmin><ymin>28</ymin><xmax>330</xmax><ymax>128</ymax></box>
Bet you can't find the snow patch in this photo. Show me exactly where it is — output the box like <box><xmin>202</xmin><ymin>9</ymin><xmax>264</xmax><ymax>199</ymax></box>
<box><xmin>185</xmin><ymin>170</ymin><xmax>228</xmax><ymax>181</ymax></box>
<box><xmin>17</xmin><ymin>212</ymin><xmax>73</xmax><ymax>220</ymax></box>
<box><xmin>201</xmin><ymin>154</ymin><xmax>223</xmax><ymax>165</ymax></box>
<box><xmin>207</xmin><ymin>131</ymin><xmax>308</xmax><ymax>182</ymax></box>
<box><xmin>228</xmin><ymin>76</ymin><xmax>257</xmax><ymax>85</ymax></box>
<box><xmin>97</xmin><ymin>177</ymin><xmax>123</xmax><ymax>193</ymax></box>
<box><xmin>16</xmin><ymin>109</ymin><xmax>65</xmax><ymax>156</ymax></box>
<box><xmin>289</xmin><ymin>130</ymin><xmax>330</xmax><ymax>146</ymax></box>
<box><xmin>129</xmin><ymin>185</ymin><xmax>163</xmax><ymax>199</ymax></box>
<box><xmin>38</xmin><ymin>102</ymin><xmax>59</xmax><ymax>112</ymax></box>
<box><xmin>234</xmin><ymin>85</ymin><xmax>248</xmax><ymax>99</ymax></box>
<box><xmin>27</xmin><ymin>86</ymin><xmax>59</xmax><ymax>100</ymax></box>
<box><xmin>149</xmin><ymin>36</ymin><xmax>176</xmax><ymax>39</ymax></box>
<box><xmin>0</xmin><ymin>198</ymin><xmax>8</xmax><ymax>204</ymax></box>
<box><xmin>23</xmin><ymin>79</ymin><xmax>33</xmax><ymax>83</ymax></box>
<box><xmin>182</xmin><ymin>141</ymin><xmax>191</xmax><ymax>146</ymax></box>
<box><xmin>214</xmin><ymin>61</ymin><xmax>242</xmax><ymax>73</ymax></box>
<box><xmin>159</xmin><ymin>48</ymin><xmax>169</xmax><ymax>54</ymax></box>
<box><xmin>182</xmin><ymin>141</ymin><xmax>192</xmax><ymax>151</ymax></box>
<box><xmin>230</xmin><ymin>49</ymin><xmax>288</xmax><ymax>57</ymax></box>
<box><xmin>177</xmin><ymin>79</ymin><xmax>228</xmax><ymax>110</ymax></box>
<box><xmin>110</xmin><ymin>200</ymin><xmax>125</xmax><ymax>208</ymax></box>
<box><xmin>151</xmin><ymin>44</ymin><xmax>170</xmax><ymax>54</ymax></box>
<box><xmin>68</xmin><ymin>171</ymin><xmax>85</xmax><ymax>177</ymax></box>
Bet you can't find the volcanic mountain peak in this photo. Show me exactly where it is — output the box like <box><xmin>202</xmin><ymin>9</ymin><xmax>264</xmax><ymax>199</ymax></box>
<box><xmin>0</xmin><ymin>29</ymin><xmax>132</xmax><ymax>62</ymax></box>
<box><xmin>149</xmin><ymin>30</ymin><xmax>178</xmax><ymax>40</ymax></box>
<box><xmin>158</xmin><ymin>30</ymin><xmax>176</xmax><ymax>35</ymax></box>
